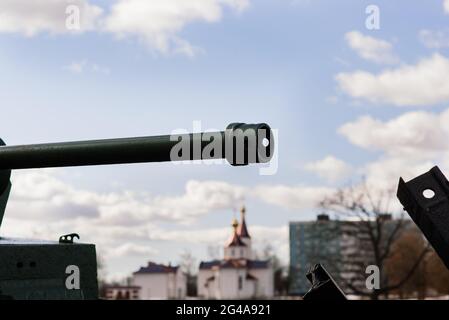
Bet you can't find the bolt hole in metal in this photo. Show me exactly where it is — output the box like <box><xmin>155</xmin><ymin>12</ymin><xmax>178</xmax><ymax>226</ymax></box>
<box><xmin>262</xmin><ymin>138</ymin><xmax>270</xmax><ymax>147</ymax></box>
<box><xmin>423</xmin><ymin>189</ymin><xmax>436</xmax><ymax>199</ymax></box>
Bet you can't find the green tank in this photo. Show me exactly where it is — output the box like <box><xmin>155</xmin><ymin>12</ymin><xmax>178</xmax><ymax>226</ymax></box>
<box><xmin>0</xmin><ymin>123</ymin><xmax>274</xmax><ymax>299</ymax></box>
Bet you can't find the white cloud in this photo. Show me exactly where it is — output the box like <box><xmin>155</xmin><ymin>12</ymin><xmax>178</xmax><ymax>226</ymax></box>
<box><xmin>419</xmin><ymin>29</ymin><xmax>449</xmax><ymax>49</ymax></box>
<box><xmin>0</xmin><ymin>165</ymin><xmax>327</xmax><ymax>280</ymax></box>
<box><xmin>221</xmin><ymin>0</ymin><xmax>250</xmax><ymax>12</ymax></box>
<box><xmin>149</xmin><ymin>224</ymin><xmax>286</xmax><ymax>244</ymax></box>
<box><xmin>150</xmin><ymin>227</ymin><xmax>228</xmax><ymax>244</ymax></box>
<box><xmin>103</xmin><ymin>0</ymin><xmax>250</xmax><ymax>56</ymax></box>
<box><xmin>0</xmin><ymin>0</ymin><xmax>102</xmax><ymax>36</ymax></box>
<box><xmin>336</xmin><ymin>54</ymin><xmax>449</xmax><ymax>106</ymax></box>
<box><xmin>149</xmin><ymin>180</ymin><xmax>246</xmax><ymax>222</ymax></box>
<box><xmin>338</xmin><ymin>108</ymin><xmax>449</xmax><ymax>192</ymax></box>
<box><xmin>7</xmin><ymin>171</ymin><xmax>249</xmax><ymax>225</ymax></box>
<box><xmin>91</xmin><ymin>63</ymin><xmax>111</xmax><ymax>75</ymax></box>
<box><xmin>345</xmin><ymin>31</ymin><xmax>399</xmax><ymax>64</ymax></box>
<box><xmin>106</xmin><ymin>243</ymin><xmax>158</xmax><ymax>259</ymax></box>
<box><xmin>63</xmin><ymin>60</ymin><xmax>110</xmax><ymax>75</ymax></box>
<box><xmin>5</xmin><ymin>169</ymin><xmax>328</xmax><ymax>227</ymax></box>
<box><xmin>2</xmin><ymin>169</ymin><xmax>330</xmax><ymax>251</ymax></box>
<box><xmin>0</xmin><ymin>0</ymin><xmax>250</xmax><ymax>56</ymax></box>
<box><xmin>444</xmin><ymin>0</ymin><xmax>449</xmax><ymax>14</ymax></box>
<box><xmin>149</xmin><ymin>225</ymin><xmax>288</xmax><ymax>262</ymax></box>
<box><xmin>63</xmin><ymin>60</ymin><xmax>87</xmax><ymax>74</ymax></box>
<box><xmin>305</xmin><ymin>156</ymin><xmax>352</xmax><ymax>183</ymax></box>
<box><xmin>251</xmin><ymin>226</ymin><xmax>289</xmax><ymax>260</ymax></box>
<box><xmin>1</xmin><ymin>167</ymin><xmax>292</xmax><ymax>280</ymax></box>
<box><xmin>252</xmin><ymin>185</ymin><xmax>334</xmax><ymax>210</ymax></box>
<box><xmin>362</xmin><ymin>156</ymin><xmax>436</xmax><ymax>192</ymax></box>
<box><xmin>338</xmin><ymin>108</ymin><xmax>449</xmax><ymax>157</ymax></box>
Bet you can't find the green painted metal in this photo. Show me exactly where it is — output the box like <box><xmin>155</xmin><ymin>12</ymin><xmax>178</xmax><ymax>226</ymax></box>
<box><xmin>0</xmin><ymin>239</ymin><xmax>97</xmax><ymax>300</ymax></box>
<box><xmin>0</xmin><ymin>123</ymin><xmax>272</xmax><ymax>169</ymax></box>
<box><xmin>0</xmin><ymin>122</ymin><xmax>273</xmax><ymax>300</ymax></box>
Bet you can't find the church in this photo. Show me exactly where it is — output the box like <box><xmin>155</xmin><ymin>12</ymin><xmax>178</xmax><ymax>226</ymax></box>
<box><xmin>198</xmin><ymin>207</ymin><xmax>274</xmax><ymax>299</ymax></box>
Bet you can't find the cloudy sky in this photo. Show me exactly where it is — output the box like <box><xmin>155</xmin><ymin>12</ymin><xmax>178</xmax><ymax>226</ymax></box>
<box><xmin>1</xmin><ymin>0</ymin><xmax>449</xmax><ymax>280</ymax></box>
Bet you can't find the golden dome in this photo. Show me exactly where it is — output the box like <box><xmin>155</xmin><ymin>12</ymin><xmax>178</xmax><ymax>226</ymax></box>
<box><xmin>231</xmin><ymin>218</ymin><xmax>239</xmax><ymax>229</ymax></box>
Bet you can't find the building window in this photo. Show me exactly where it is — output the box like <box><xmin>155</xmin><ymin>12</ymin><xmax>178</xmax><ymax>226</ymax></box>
<box><xmin>240</xmin><ymin>248</ymin><xmax>244</xmax><ymax>256</ymax></box>
<box><xmin>231</xmin><ymin>248</ymin><xmax>234</xmax><ymax>257</ymax></box>
<box><xmin>238</xmin><ymin>276</ymin><xmax>243</xmax><ymax>290</ymax></box>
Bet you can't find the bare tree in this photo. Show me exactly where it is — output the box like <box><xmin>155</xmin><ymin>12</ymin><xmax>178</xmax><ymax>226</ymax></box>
<box><xmin>426</xmin><ymin>250</ymin><xmax>449</xmax><ymax>296</ymax></box>
<box><xmin>259</xmin><ymin>244</ymin><xmax>289</xmax><ymax>296</ymax></box>
<box><xmin>385</xmin><ymin>228</ymin><xmax>429</xmax><ymax>299</ymax></box>
<box><xmin>97</xmin><ymin>254</ymin><xmax>108</xmax><ymax>298</ymax></box>
<box><xmin>387</xmin><ymin>231</ymin><xmax>449</xmax><ymax>299</ymax></box>
<box><xmin>319</xmin><ymin>184</ymin><xmax>430</xmax><ymax>300</ymax></box>
<box><xmin>179</xmin><ymin>250</ymin><xmax>198</xmax><ymax>297</ymax></box>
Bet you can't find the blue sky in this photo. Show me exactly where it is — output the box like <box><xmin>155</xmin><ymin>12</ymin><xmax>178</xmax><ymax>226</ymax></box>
<box><xmin>1</xmin><ymin>0</ymin><xmax>449</xmax><ymax>280</ymax></box>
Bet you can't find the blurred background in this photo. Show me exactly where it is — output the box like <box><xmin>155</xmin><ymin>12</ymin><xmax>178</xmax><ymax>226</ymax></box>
<box><xmin>1</xmin><ymin>0</ymin><xmax>449</xmax><ymax>299</ymax></box>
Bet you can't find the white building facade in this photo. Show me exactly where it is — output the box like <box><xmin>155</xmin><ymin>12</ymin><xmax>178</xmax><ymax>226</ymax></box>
<box><xmin>198</xmin><ymin>207</ymin><xmax>274</xmax><ymax>299</ymax></box>
<box><xmin>132</xmin><ymin>262</ymin><xmax>186</xmax><ymax>299</ymax></box>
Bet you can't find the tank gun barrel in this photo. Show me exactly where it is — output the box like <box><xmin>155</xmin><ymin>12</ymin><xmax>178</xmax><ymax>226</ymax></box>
<box><xmin>0</xmin><ymin>123</ymin><xmax>273</xmax><ymax>170</ymax></box>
